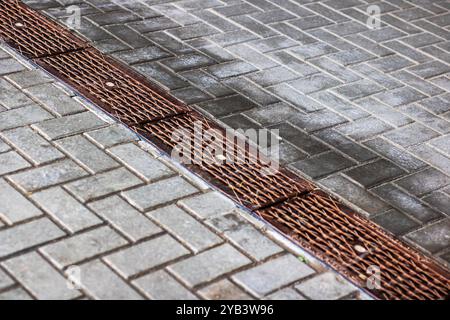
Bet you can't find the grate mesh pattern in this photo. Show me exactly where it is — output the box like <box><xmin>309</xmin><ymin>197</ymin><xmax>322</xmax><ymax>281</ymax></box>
<box><xmin>138</xmin><ymin>113</ymin><xmax>313</xmax><ymax>209</ymax></box>
<box><xmin>0</xmin><ymin>0</ymin><xmax>87</xmax><ymax>58</ymax></box>
<box><xmin>257</xmin><ymin>191</ymin><xmax>450</xmax><ymax>300</ymax></box>
<box><xmin>37</xmin><ymin>49</ymin><xmax>190</xmax><ymax>126</ymax></box>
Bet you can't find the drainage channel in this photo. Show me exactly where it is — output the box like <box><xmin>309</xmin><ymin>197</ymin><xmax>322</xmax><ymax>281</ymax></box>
<box><xmin>1</xmin><ymin>0</ymin><xmax>449</xmax><ymax>300</ymax></box>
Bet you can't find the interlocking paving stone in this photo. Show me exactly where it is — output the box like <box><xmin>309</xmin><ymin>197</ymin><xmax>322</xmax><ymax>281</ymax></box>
<box><xmin>0</xmin><ymin>287</ymin><xmax>32</xmax><ymax>300</ymax></box>
<box><xmin>337</xmin><ymin>117</ymin><xmax>394</xmax><ymax>141</ymax></box>
<box><xmin>178</xmin><ymin>192</ymin><xmax>236</xmax><ymax>219</ymax></box>
<box><xmin>76</xmin><ymin>260</ymin><xmax>143</xmax><ymax>300</ymax></box>
<box><xmin>384</xmin><ymin>123</ymin><xmax>440</xmax><ymax>147</ymax></box>
<box><xmin>0</xmin><ymin>179</ymin><xmax>42</xmax><ymax>224</ymax></box>
<box><xmin>85</xmin><ymin>125</ymin><xmax>138</xmax><ymax>148</ymax></box>
<box><xmin>266</xmin><ymin>288</ymin><xmax>305</xmax><ymax>300</ymax></box>
<box><xmin>9</xmin><ymin>160</ymin><xmax>88</xmax><ymax>193</ymax></box>
<box><xmin>0</xmin><ymin>151</ymin><xmax>30</xmax><ymax>176</ymax></box>
<box><xmin>395</xmin><ymin>168</ymin><xmax>450</xmax><ymax>196</ymax></box>
<box><xmin>41</xmin><ymin>227</ymin><xmax>127</xmax><ymax>269</ymax></box>
<box><xmin>105</xmin><ymin>234</ymin><xmax>189</xmax><ymax>278</ymax></box>
<box><xmin>422</xmin><ymin>192</ymin><xmax>450</xmax><ymax>216</ymax></box>
<box><xmin>133</xmin><ymin>270</ymin><xmax>197</xmax><ymax>300</ymax></box>
<box><xmin>108</xmin><ymin>143</ymin><xmax>173</xmax><ymax>182</ymax></box>
<box><xmin>344</xmin><ymin>159</ymin><xmax>406</xmax><ymax>188</ymax></box>
<box><xmin>113</xmin><ymin>46</ymin><xmax>172</xmax><ymax>65</ymax></box>
<box><xmin>31</xmin><ymin>187</ymin><xmax>102</xmax><ymax>233</ymax></box>
<box><xmin>2</xmin><ymin>252</ymin><xmax>81</xmax><ymax>300</ymax></box>
<box><xmin>148</xmin><ymin>205</ymin><xmax>222</xmax><ymax>253</ymax></box>
<box><xmin>65</xmin><ymin>168</ymin><xmax>142</xmax><ymax>202</ymax></box>
<box><xmin>371</xmin><ymin>209</ymin><xmax>420</xmax><ymax>236</ymax></box>
<box><xmin>291</xmin><ymin>151</ymin><xmax>355</xmax><ymax>179</ymax></box>
<box><xmin>0</xmin><ymin>218</ymin><xmax>64</xmax><ymax>258</ymax></box>
<box><xmin>0</xmin><ymin>127</ymin><xmax>64</xmax><ymax>165</ymax></box>
<box><xmin>268</xmin><ymin>83</ymin><xmax>324</xmax><ymax>112</ymax></box>
<box><xmin>169</xmin><ymin>243</ymin><xmax>251</xmax><ymax>287</ymax></box>
<box><xmin>197</xmin><ymin>279</ymin><xmax>252</xmax><ymax>300</ymax></box>
<box><xmin>89</xmin><ymin>196</ymin><xmax>161</xmax><ymax>242</ymax></box>
<box><xmin>0</xmin><ymin>268</ymin><xmax>14</xmax><ymax>291</ymax></box>
<box><xmin>407</xmin><ymin>219</ymin><xmax>450</xmax><ymax>253</ymax></box>
<box><xmin>0</xmin><ymin>104</ymin><xmax>53</xmax><ymax>131</ymax></box>
<box><xmin>0</xmin><ymin>59</ymin><xmax>26</xmax><ymax>76</ymax></box>
<box><xmin>0</xmin><ymin>138</ymin><xmax>10</xmax><ymax>153</ymax></box>
<box><xmin>295</xmin><ymin>272</ymin><xmax>356</xmax><ymax>300</ymax></box>
<box><xmin>6</xmin><ymin>69</ymin><xmax>52</xmax><ymax>89</ymax></box>
<box><xmin>289</xmin><ymin>109</ymin><xmax>348</xmax><ymax>133</ymax></box>
<box><xmin>232</xmin><ymin>255</ymin><xmax>315</xmax><ymax>297</ymax></box>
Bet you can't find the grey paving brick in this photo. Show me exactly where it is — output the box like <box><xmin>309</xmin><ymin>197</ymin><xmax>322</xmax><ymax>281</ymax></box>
<box><xmin>206</xmin><ymin>61</ymin><xmax>258</xmax><ymax>79</ymax></box>
<box><xmin>169</xmin><ymin>243</ymin><xmax>251</xmax><ymax>287</ymax></box>
<box><xmin>429</xmin><ymin>135</ymin><xmax>450</xmax><ymax>156</ymax></box>
<box><xmin>178</xmin><ymin>191</ymin><xmax>236</xmax><ymax>219</ymax></box>
<box><xmin>2</xmin><ymin>252</ymin><xmax>81</xmax><ymax>300</ymax></box>
<box><xmin>0</xmin><ymin>151</ymin><xmax>30</xmax><ymax>176</ymax></box>
<box><xmin>290</xmin><ymin>15</ymin><xmax>333</xmax><ymax>30</ymax></box>
<box><xmin>76</xmin><ymin>260</ymin><xmax>143</xmax><ymax>300</ymax></box>
<box><xmin>65</xmin><ymin>168</ymin><xmax>142</xmax><ymax>203</ymax></box>
<box><xmin>408</xmin><ymin>144</ymin><xmax>450</xmax><ymax>173</ymax></box>
<box><xmin>291</xmin><ymin>151</ymin><xmax>355</xmax><ymax>179</ymax></box>
<box><xmin>206</xmin><ymin>213</ymin><xmax>282</xmax><ymax>260</ymax></box>
<box><xmin>9</xmin><ymin>159</ymin><xmax>88</xmax><ymax>193</ymax></box>
<box><xmin>345</xmin><ymin>159</ymin><xmax>406</xmax><ymax>188</ymax></box>
<box><xmin>247</xmin><ymin>66</ymin><xmax>299</xmax><ymax>87</ymax></box>
<box><xmin>402</xmin><ymin>33</ymin><xmax>442</xmax><ymax>48</ymax></box>
<box><xmin>0</xmin><ymin>104</ymin><xmax>53</xmax><ymax>131</ymax></box>
<box><xmin>168</xmin><ymin>23</ymin><xmax>219</xmax><ymax>40</ymax></box>
<box><xmin>392</xmin><ymin>70</ymin><xmax>444</xmax><ymax>97</ymax></box>
<box><xmin>41</xmin><ymin>226</ymin><xmax>127</xmax><ymax>269</ymax></box>
<box><xmin>310</xmin><ymin>91</ymin><xmax>368</xmax><ymax>120</ymax></box>
<box><xmin>0</xmin><ymin>127</ymin><xmax>64</xmax><ymax>165</ymax></box>
<box><xmin>105</xmin><ymin>234</ymin><xmax>189</xmax><ymax>278</ymax></box>
<box><xmin>222</xmin><ymin>78</ymin><xmax>279</xmax><ymax>106</ymax></box>
<box><xmin>162</xmin><ymin>53</ymin><xmax>215</xmax><ymax>72</ymax></box>
<box><xmin>148</xmin><ymin>205</ymin><xmax>221</xmax><ymax>253</ymax></box>
<box><xmin>398</xmin><ymin>104</ymin><xmax>450</xmax><ymax>134</ymax></box>
<box><xmin>368</xmin><ymin>55</ymin><xmax>414</xmax><ymax>73</ymax></box>
<box><xmin>290</xmin><ymin>42</ymin><xmax>337</xmax><ymax>60</ymax></box>
<box><xmin>172</xmin><ymin>86</ymin><xmax>213</xmax><ymax>104</ymax></box>
<box><xmin>88</xmin><ymin>10</ymin><xmax>141</xmax><ymax>26</ymax></box>
<box><xmin>0</xmin><ymin>287</ymin><xmax>32</xmax><ymax>300</ymax></box>
<box><xmin>371</xmin><ymin>209</ymin><xmax>419</xmax><ymax>236</ymax></box>
<box><xmin>32</xmin><ymin>112</ymin><xmax>106</xmax><ymax>140</ymax></box>
<box><xmin>408</xmin><ymin>61</ymin><xmax>450</xmax><ymax>79</ymax></box>
<box><xmin>130</xmin><ymin>17</ymin><xmax>180</xmax><ymax>34</ymax></box>
<box><xmin>295</xmin><ymin>272</ymin><xmax>356</xmax><ymax>300</ymax></box>
<box><xmin>133</xmin><ymin>270</ymin><xmax>197</xmax><ymax>300</ymax></box>
<box><xmin>334</xmin><ymin>79</ymin><xmax>384</xmax><ymax>100</ymax></box>
<box><xmin>0</xmin><ymin>58</ymin><xmax>26</xmax><ymax>76</ymax></box>
<box><xmin>0</xmin><ymin>79</ymin><xmax>35</xmax><ymax>110</ymax></box>
<box><xmin>0</xmin><ymin>138</ymin><xmax>9</xmax><ymax>153</ymax></box>
<box><xmin>24</xmin><ymin>84</ymin><xmax>85</xmax><ymax>116</ymax></box>
<box><xmin>85</xmin><ymin>124</ymin><xmax>138</xmax><ymax>148</ymax></box>
<box><xmin>0</xmin><ymin>218</ymin><xmax>64</xmax><ymax>258</ymax></box>
<box><xmin>395</xmin><ymin>168</ymin><xmax>450</xmax><ymax>196</ymax></box>
<box><xmin>0</xmin><ymin>179</ymin><xmax>42</xmax><ymax>224</ymax></box>
<box><xmin>269</xmin><ymin>52</ymin><xmax>318</xmax><ymax>77</ymax></box>
<box><xmin>407</xmin><ymin>219</ymin><xmax>450</xmax><ymax>253</ymax></box>
<box><xmin>328</xmin><ymin>48</ymin><xmax>375</xmax><ymax>66</ymax></box>
<box><xmin>0</xmin><ymin>268</ymin><xmax>14</xmax><ymax>291</ymax></box>
<box><xmin>31</xmin><ymin>187</ymin><xmax>102</xmax><ymax>233</ymax></box>
<box><xmin>268</xmin><ymin>84</ymin><xmax>324</xmax><ymax>113</ymax></box>
<box><xmin>244</xmin><ymin>103</ymin><xmax>302</xmax><ymax>127</ymax></box>
<box><xmin>357</xmin><ymin>98</ymin><xmax>412</xmax><ymax>127</ymax></box>
<box><xmin>180</xmin><ymin>70</ymin><xmax>233</xmax><ymax>97</ymax></box>
<box><xmin>289</xmin><ymin>74</ymin><xmax>341</xmax><ymax>94</ymax></box>
<box><xmin>319</xmin><ymin>175</ymin><xmax>391</xmax><ymax>216</ymax></box>
<box><xmin>232</xmin><ymin>255</ymin><xmax>315</xmax><ymax>297</ymax></box>
<box><xmin>122</xmin><ymin>176</ymin><xmax>197</xmax><ymax>211</ymax></box>
<box><xmin>55</xmin><ymin>135</ymin><xmax>118</xmax><ymax>174</ymax></box>
<box><xmin>113</xmin><ymin>46</ymin><xmax>172</xmax><ymax>65</ymax></box>
<box><xmin>289</xmin><ymin>109</ymin><xmax>347</xmax><ymax>133</ymax></box>
<box><xmin>89</xmin><ymin>196</ymin><xmax>161</xmax><ymax>242</ymax></box>
<box><xmin>6</xmin><ymin>70</ymin><xmax>53</xmax><ymax>89</ymax></box>
<box><xmin>337</xmin><ymin>117</ymin><xmax>394</xmax><ymax>141</ymax></box>
<box><xmin>266</xmin><ymin>288</ymin><xmax>305</xmax><ymax>300</ymax></box>
<box><xmin>383</xmin><ymin>41</ymin><xmax>429</xmax><ymax>63</ymax></box>
<box><xmin>422</xmin><ymin>192</ymin><xmax>450</xmax><ymax>216</ymax></box>
<box><xmin>231</xmin><ymin>15</ymin><xmax>277</xmax><ymax>38</ymax></box>
<box><xmin>250</xmin><ymin>35</ymin><xmax>297</xmax><ymax>53</ymax></box>
<box><xmin>384</xmin><ymin>123</ymin><xmax>439</xmax><ymax>147</ymax></box>
<box><xmin>198</xmin><ymin>278</ymin><xmax>252</xmax><ymax>300</ymax></box>
<box><xmin>197</xmin><ymin>95</ymin><xmax>258</xmax><ymax>117</ymax></box>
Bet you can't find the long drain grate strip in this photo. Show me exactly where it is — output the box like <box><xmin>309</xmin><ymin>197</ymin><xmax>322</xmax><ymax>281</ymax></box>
<box><xmin>1</xmin><ymin>0</ymin><xmax>449</xmax><ymax>300</ymax></box>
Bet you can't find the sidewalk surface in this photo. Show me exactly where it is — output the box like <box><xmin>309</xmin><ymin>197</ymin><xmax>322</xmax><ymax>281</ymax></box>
<box><xmin>21</xmin><ymin>0</ymin><xmax>450</xmax><ymax>267</ymax></box>
<box><xmin>0</xmin><ymin>45</ymin><xmax>366</xmax><ymax>300</ymax></box>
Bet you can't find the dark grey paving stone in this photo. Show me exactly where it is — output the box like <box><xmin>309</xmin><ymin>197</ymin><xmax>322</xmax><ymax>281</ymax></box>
<box><xmin>289</xmin><ymin>74</ymin><xmax>341</xmax><ymax>94</ymax></box>
<box><xmin>357</xmin><ymin>98</ymin><xmax>412</xmax><ymax>127</ymax></box>
<box><xmin>247</xmin><ymin>66</ymin><xmax>299</xmax><ymax>87</ymax></box>
<box><xmin>310</xmin><ymin>91</ymin><xmax>368</xmax><ymax>120</ymax></box>
<box><xmin>289</xmin><ymin>109</ymin><xmax>348</xmax><ymax>133</ymax></box>
<box><xmin>392</xmin><ymin>70</ymin><xmax>444</xmax><ymax>97</ymax></box>
<box><xmin>328</xmin><ymin>48</ymin><xmax>375</xmax><ymax>66</ymax></box>
<box><xmin>161</xmin><ymin>53</ymin><xmax>215</xmax><ymax>72</ymax></box>
<box><xmin>249</xmin><ymin>35</ymin><xmax>298</xmax><ymax>53</ymax></box>
<box><xmin>407</xmin><ymin>219</ymin><xmax>450</xmax><ymax>253</ymax></box>
<box><xmin>345</xmin><ymin>159</ymin><xmax>406</xmax><ymax>188</ymax></box>
<box><xmin>401</xmin><ymin>33</ymin><xmax>443</xmax><ymax>48</ymax></box>
<box><xmin>88</xmin><ymin>10</ymin><xmax>141</xmax><ymax>26</ymax></box>
<box><xmin>291</xmin><ymin>151</ymin><xmax>355</xmax><ymax>179</ymax></box>
<box><xmin>383</xmin><ymin>123</ymin><xmax>439</xmax><ymax>147</ymax></box>
<box><xmin>208</xmin><ymin>30</ymin><xmax>258</xmax><ymax>47</ymax></box>
<box><xmin>222</xmin><ymin>78</ymin><xmax>279</xmax><ymax>106</ymax></box>
<box><xmin>336</xmin><ymin>117</ymin><xmax>394</xmax><ymax>141</ymax></box>
<box><xmin>375</xmin><ymin>87</ymin><xmax>427</xmax><ymax>107</ymax></box>
<box><xmin>398</xmin><ymin>104</ymin><xmax>450</xmax><ymax>134</ymax></box>
<box><xmin>112</xmin><ymin>46</ymin><xmax>172</xmax><ymax>65</ymax></box>
<box><xmin>422</xmin><ymin>192</ymin><xmax>450</xmax><ymax>216</ymax></box>
<box><xmin>146</xmin><ymin>31</ymin><xmax>194</xmax><ymax>55</ymax></box>
<box><xmin>308</xmin><ymin>56</ymin><xmax>361</xmax><ymax>83</ymax></box>
<box><xmin>334</xmin><ymin>79</ymin><xmax>383</xmax><ymax>100</ymax></box>
<box><xmin>244</xmin><ymin>102</ymin><xmax>302</xmax><ymax>126</ymax></box>
<box><xmin>168</xmin><ymin>23</ymin><xmax>220</xmax><ymax>40</ymax></box>
<box><xmin>371</xmin><ymin>210</ymin><xmax>419</xmax><ymax>236</ymax></box>
<box><xmin>290</xmin><ymin>42</ymin><xmax>337</xmax><ymax>59</ymax></box>
<box><xmin>429</xmin><ymin>135</ymin><xmax>450</xmax><ymax>156</ymax></box>
<box><xmin>268</xmin><ymin>84</ymin><xmax>324</xmax><ymax>113</ymax></box>
<box><xmin>368</xmin><ymin>55</ymin><xmax>414</xmax><ymax>73</ymax></box>
<box><xmin>197</xmin><ymin>95</ymin><xmax>258</xmax><ymax>117</ymax></box>
<box><xmin>206</xmin><ymin>61</ymin><xmax>258</xmax><ymax>79</ymax></box>
<box><xmin>290</xmin><ymin>15</ymin><xmax>333</xmax><ymax>30</ymax></box>
<box><xmin>171</xmin><ymin>86</ymin><xmax>212</xmax><ymax>104</ymax></box>
<box><xmin>408</xmin><ymin>61</ymin><xmax>450</xmax><ymax>79</ymax></box>
<box><xmin>105</xmin><ymin>25</ymin><xmax>152</xmax><ymax>49</ymax></box>
<box><xmin>396</xmin><ymin>168</ymin><xmax>450</xmax><ymax>196</ymax></box>
<box><xmin>180</xmin><ymin>70</ymin><xmax>234</xmax><ymax>97</ymax></box>
<box><xmin>133</xmin><ymin>62</ymin><xmax>188</xmax><ymax>90</ymax></box>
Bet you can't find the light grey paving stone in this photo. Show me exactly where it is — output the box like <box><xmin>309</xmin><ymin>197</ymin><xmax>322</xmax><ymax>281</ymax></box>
<box><xmin>0</xmin><ymin>104</ymin><xmax>53</xmax><ymax>131</ymax></box>
<box><xmin>2</xmin><ymin>252</ymin><xmax>81</xmax><ymax>300</ymax></box>
<box><xmin>0</xmin><ymin>127</ymin><xmax>64</xmax><ymax>165</ymax></box>
<box><xmin>148</xmin><ymin>205</ymin><xmax>221</xmax><ymax>253</ymax></box>
<box><xmin>6</xmin><ymin>70</ymin><xmax>53</xmax><ymax>89</ymax></box>
<box><xmin>31</xmin><ymin>187</ymin><xmax>102</xmax><ymax>233</ymax></box>
<box><xmin>55</xmin><ymin>135</ymin><xmax>118</xmax><ymax>174</ymax></box>
<box><xmin>122</xmin><ymin>176</ymin><xmax>198</xmax><ymax>211</ymax></box>
<box><xmin>168</xmin><ymin>244</ymin><xmax>251</xmax><ymax>287</ymax></box>
<box><xmin>178</xmin><ymin>191</ymin><xmax>236</xmax><ymax>219</ymax></box>
<box><xmin>295</xmin><ymin>272</ymin><xmax>357</xmax><ymax>300</ymax></box>
<box><xmin>0</xmin><ymin>58</ymin><xmax>26</xmax><ymax>75</ymax></box>
<box><xmin>85</xmin><ymin>124</ymin><xmax>138</xmax><ymax>148</ymax></box>
<box><xmin>0</xmin><ymin>218</ymin><xmax>65</xmax><ymax>258</ymax></box>
<box><xmin>0</xmin><ymin>268</ymin><xmax>14</xmax><ymax>290</ymax></box>
<box><xmin>206</xmin><ymin>213</ymin><xmax>282</xmax><ymax>261</ymax></box>
<box><xmin>0</xmin><ymin>151</ymin><xmax>30</xmax><ymax>175</ymax></box>
<box><xmin>9</xmin><ymin>159</ymin><xmax>88</xmax><ymax>192</ymax></box>
<box><xmin>336</xmin><ymin>117</ymin><xmax>394</xmax><ymax>141</ymax></box>
<box><xmin>357</xmin><ymin>98</ymin><xmax>412</xmax><ymax>127</ymax></box>
<box><xmin>0</xmin><ymin>179</ymin><xmax>41</xmax><ymax>224</ymax></box>
<box><xmin>0</xmin><ymin>287</ymin><xmax>33</xmax><ymax>300</ymax></box>
<box><xmin>395</xmin><ymin>168</ymin><xmax>450</xmax><ymax>196</ymax></box>
<box><xmin>65</xmin><ymin>168</ymin><xmax>142</xmax><ymax>202</ymax></box>
<box><xmin>422</xmin><ymin>192</ymin><xmax>450</xmax><ymax>216</ymax></box>
<box><xmin>232</xmin><ymin>255</ymin><xmax>315</xmax><ymax>297</ymax></box>
<box><xmin>105</xmin><ymin>234</ymin><xmax>189</xmax><ymax>278</ymax></box>
<box><xmin>0</xmin><ymin>138</ymin><xmax>10</xmax><ymax>153</ymax></box>
<box><xmin>0</xmin><ymin>78</ymin><xmax>34</xmax><ymax>110</ymax></box>
<box><xmin>76</xmin><ymin>260</ymin><xmax>143</xmax><ymax>300</ymax></box>
<box><xmin>197</xmin><ymin>279</ymin><xmax>252</xmax><ymax>300</ymax></box>
<box><xmin>406</xmin><ymin>219</ymin><xmax>450</xmax><ymax>253</ymax></box>
<box><xmin>108</xmin><ymin>143</ymin><xmax>173</xmax><ymax>182</ymax></box>
<box><xmin>41</xmin><ymin>227</ymin><xmax>127</xmax><ymax>269</ymax></box>
<box><xmin>88</xmin><ymin>196</ymin><xmax>161</xmax><ymax>242</ymax></box>
<box><xmin>133</xmin><ymin>270</ymin><xmax>197</xmax><ymax>300</ymax></box>
<box><xmin>32</xmin><ymin>112</ymin><xmax>106</xmax><ymax>140</ymax></box>
<box><xmin>429</xmin><ymin>135</ymin><xmax>450</xmax><ymax>156</ymax></box>
<box><xmin>265</xmin><ymin>288</ymin><xmax>306</xmax><ymax>300</ymax></box>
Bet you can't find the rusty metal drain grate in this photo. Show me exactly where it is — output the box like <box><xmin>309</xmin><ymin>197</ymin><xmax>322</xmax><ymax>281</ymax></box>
<box><xmin>2</xmin><ymin>0</ymin><xmax>449</xmax><ymax>300</ymax></box>
<box><xmin>0</xmin><ymin>0</ymin><xmax>88</xmax><ymax>58</ymax></box>
<box><xmin>137</xmin><ymin>112</ymin><xmax>313</xmax><ymax>210</ymax></box>
<box><xmin>36</xmin><ymin>48</ymin><xmax>190</xmax><ymax>126</ymax></box>
<box><xmin>257</xmin><ymin>191</ymin><xmax>450</xmax><ymax>300</ymax></box>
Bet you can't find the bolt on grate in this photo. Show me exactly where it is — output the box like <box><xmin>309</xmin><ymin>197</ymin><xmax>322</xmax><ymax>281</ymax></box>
<box><xmin>36</xmin><ymin>48</ymin><xmax>190</xmax><ymax>126</ymax></box>
<box><xmin>0</xmin><ymin>0</ymin><xmax>88</xmax><ymax>59</ymax></box>
<box><xmin>256</xmin><ymin>191</ymin><xmax>450</xmax><ymax>300</ymax></box>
